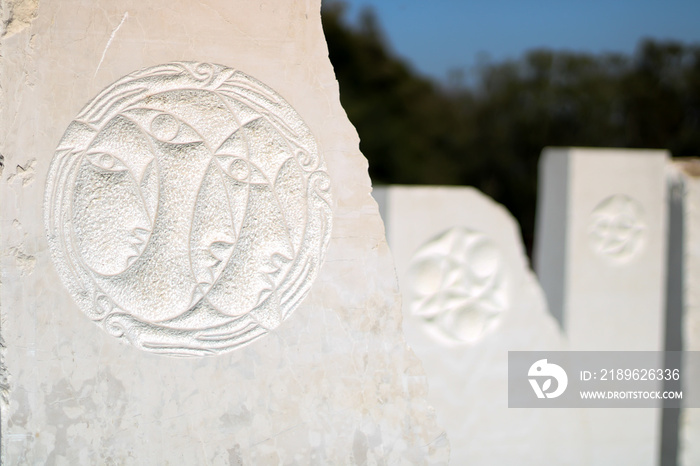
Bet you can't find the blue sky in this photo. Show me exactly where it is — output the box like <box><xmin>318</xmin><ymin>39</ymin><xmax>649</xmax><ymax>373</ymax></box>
<box><xmin>333</xmin><ymin>0</ymin><xmax>700</xmax><ymax>83</ymax></box>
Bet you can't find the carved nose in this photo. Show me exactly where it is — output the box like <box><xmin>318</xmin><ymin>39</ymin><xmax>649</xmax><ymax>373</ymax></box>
<box><xmin>126</xmin><ymin>227</ymin><xmax>151</xmax><ymax>264</ymax></box>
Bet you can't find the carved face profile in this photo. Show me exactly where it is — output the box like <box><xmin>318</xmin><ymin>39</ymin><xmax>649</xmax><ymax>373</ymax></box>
<box><xmin>72</xmin><ymin>150</ymin><xmax>151</xmax><ymax>276</ymax></box>
<box><xmin>45</xmin><ymin>62</ymin><xmax>332</xmax><ymax>357</ymax></box>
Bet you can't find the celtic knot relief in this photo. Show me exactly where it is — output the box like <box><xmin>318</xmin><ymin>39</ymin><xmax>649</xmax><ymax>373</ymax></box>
<box><xmin>405</xmin><ymin>227</ymin><xmax>507</xmax><ymax>344</ymax></box>
<box><xmin>44</xmin><ymin>62</ymin><xmax>332</xmax><ymax>357</ymax></box>
<box><xmin>588</xmin><ymin>194</ymin><xmax>645</xmax><ymax>264</ymax></box>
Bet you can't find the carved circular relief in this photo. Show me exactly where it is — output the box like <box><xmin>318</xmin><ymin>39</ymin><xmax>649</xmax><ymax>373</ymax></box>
<box><xmin>405</xmin><ymin>227</ymin><xmax>507</xmax><ymax>344</ymax></box>
<box><xmin>45</xmin><ymin>62</ymin><xmax>332</xmax><ymax>357</ymax></box>
<box><xmin>588</xmin><ymin>194</ymin><xmax>645</xmax><ymax>264</ymax></box>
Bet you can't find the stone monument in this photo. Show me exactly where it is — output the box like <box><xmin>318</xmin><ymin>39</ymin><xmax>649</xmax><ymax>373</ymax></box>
<box><xmin>0</xmin><ymin>1</ymin><xmax>446</xmax><ymax>463</ymax></box>
<box><xmin>534</xmin><ymin>147</ymin><xmax>669</xmax><ymax>466</ymax></box>
<box><xmin>374</xmin><ymin>185</ymin><xmax>588</xmax><ymax>465</ymax></box>
<box><xmin>669</xmin><ymin>160</ymin><xmax>700</xmax><ymax>466</ymax></box>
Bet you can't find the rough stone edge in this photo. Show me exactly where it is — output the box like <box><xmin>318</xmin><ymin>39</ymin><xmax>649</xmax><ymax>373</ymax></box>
<box><xmin>0</xmin><ymin>0</ymin><xmax>38</xmax><ymax>38</ymax></box>
<box><xmin>0</xmin><ymin>2</ymin><xmax>35</xmax><ymax>463</ymax></box>
<box><xmin>313</xmin><ymin>6</ymin><xmax>450</xmax><ymax>460</ymax></box>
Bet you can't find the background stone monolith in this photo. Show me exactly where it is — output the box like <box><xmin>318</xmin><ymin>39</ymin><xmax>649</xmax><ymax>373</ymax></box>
<box><xmin>375</xmin><ymin>185</ymin><xmax>588</xmax><ymax>465</ymax></box>
<box><xmin>534</xmin><ymin>147</ymin><xmax>669</xmax><ymax>466</ymax></box>
<box><xmin>669</xmin><ymin>160</ymin><xmax>700</xmax><ymax>466</ymax></box>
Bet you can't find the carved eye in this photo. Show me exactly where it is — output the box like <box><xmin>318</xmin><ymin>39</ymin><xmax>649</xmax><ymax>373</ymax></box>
<box><xmin>216</xmin><ymin>156</ymin><xmax>250</xmax><ymax>181</ymax></box>
<box><xmin>150</xmin><ymin>112</ymin><xmax>204</xmax><ymax>145</ymax></box>
<box><xmin>150</xmin><ymin>113</ymin><xmax>180</xmax><ymax>141</ymax></box>
<box><xmin>85</xmin><ymin>152</ymin><xmax>128</xmax><ymax>172</ymax></box>
<box><xmin>227</xmin><ymin>158</ymin><xmax>250</xmax><ymax>181</ymax></box>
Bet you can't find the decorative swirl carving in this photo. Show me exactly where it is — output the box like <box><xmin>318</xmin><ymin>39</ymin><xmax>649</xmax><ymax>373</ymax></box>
<box><xmin>45</xmin><ymin>62</ymin><xmax>332</xmax><ymax>357</ymax></box>
<box><xmin>309</xmin><ymin>171</ymin><xmax>332</xmax><ymax>206</ymax></box>
<box><xmin>405</xmin><ymin>227</ymin><xmax>507</xmax><ymax>344</ymax></box>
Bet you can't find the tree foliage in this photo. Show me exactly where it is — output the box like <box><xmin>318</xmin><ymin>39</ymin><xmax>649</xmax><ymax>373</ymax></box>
<box><xmin>322</xmin><ymin>3</ymin><xmax>700</xmax><ymax>253</ymax></box>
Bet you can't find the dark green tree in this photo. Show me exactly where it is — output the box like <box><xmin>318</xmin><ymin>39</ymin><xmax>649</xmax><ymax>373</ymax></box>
<box><xmin>322</xmin><ymin>2</ymin><xmax>700</xmax><ymax>255</ymax></box>
<box><xmin>321</xmin><ymin>2</ymin><xmax>469</xmax><ymax>185</ymax></box>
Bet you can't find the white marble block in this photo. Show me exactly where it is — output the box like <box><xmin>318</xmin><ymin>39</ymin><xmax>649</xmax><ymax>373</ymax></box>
<box><xmin>534</xmin><ymin>147</ymin><xmax>669</xmax><ymax>465</ymax></box>
<box><xmin>374</xmin><ymin>185</ymin><xmax>587</xmax><ymax>465</ymax></box>
<box><xmin>0</xmin><ymin>1</ymin><xmax>447</xmax><ymax>464</ymax></box>
<box><xmin>671</xmin><ymin>160</ymin><xmax>700</xmax><ymax>466</ymax></box>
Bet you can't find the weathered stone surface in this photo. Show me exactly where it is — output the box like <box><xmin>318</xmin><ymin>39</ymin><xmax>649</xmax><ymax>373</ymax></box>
<box><xmin>0</xmin><ymin>1</ymin><xmax>446</xmax><ymax>463</ymax></box>
<box><xmin>534</xmin><ymin>147</ymin><xmax>669</xmax><ymax>466</ymax></box>
<box><xmin>375</xmin><ymin>185</ymin><xmax>587</xmax><ymax>465</ymax></box>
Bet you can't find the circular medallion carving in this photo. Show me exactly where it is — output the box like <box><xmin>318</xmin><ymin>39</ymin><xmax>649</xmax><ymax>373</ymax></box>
<box><xmin>405</xmin><ymin>227</ymin><xmax>507</xmax><ymax>344</ymax></box>
<box><xmin>45</xmin><ymin>62</ymin><xmax>332</xmax><ymax>357</ymax></box>
<box><xmin>588</xmin><ymin>194</ymin><xmax>645</xmax><ymax>264</ymax></box>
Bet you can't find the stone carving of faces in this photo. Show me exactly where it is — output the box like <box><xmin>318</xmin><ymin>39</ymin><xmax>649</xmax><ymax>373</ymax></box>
<box><xmin>72</xmin><ymin>116</ymin><xmax>154</xmax><ymax>276</ymax></box>
<box><xmin>45</xmin><ymin>62</ymin><xmax>332</xmax><ymax>357</ymax></box>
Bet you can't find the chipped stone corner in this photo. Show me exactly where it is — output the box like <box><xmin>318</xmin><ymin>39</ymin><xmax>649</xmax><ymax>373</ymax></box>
<box><xmin>677</xmin><ymin>158</ymin><xmax>700</xmax><ymax>179</ymax></box>
<box><xmin>6</xmin><ymin>159</ymin><xmax>35</xmax><ymax>188</ymax></box>
<box><xmin>1</xmin><ymin>0</ymin><xmax>38</xmax><ymax>39</ymax></box>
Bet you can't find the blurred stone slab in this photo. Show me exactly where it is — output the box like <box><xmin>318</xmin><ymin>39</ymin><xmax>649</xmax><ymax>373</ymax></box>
<box><xmin>374</xmin><ymin>185</ymin><xmax>587</xmax><ymax>465</ymax></box>
<box><xmin>534</xmin><ymin>147</ymin><xmax>669</xmax><ymax>349</ymax></box>
<box><xmin>0</xmin><ymin>1</ymin><xmax>447</xmax><ymax>463</ymax></box>
<box><xmin>534</xmin><ymin>147</ymin><xmax>669</xmax><ymax>465</ymax></box>
<box><xmin>670</xmin><ymin>160</ymin><xmax>700</xmax><ymax>466</ymax></box>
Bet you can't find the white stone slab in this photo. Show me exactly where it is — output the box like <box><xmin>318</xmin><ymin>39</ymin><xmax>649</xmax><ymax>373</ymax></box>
<box><xmin>375</xmin><ymin>185</ymin><xmax>588</xmax><ymax>465</ymax></box>
<box><xmin>0</xmin><ymin>1</ymin><xmax>447</xmax><ymax>463</ymax></box>
<box><xmin>534</xmin><ymin>147</ymin><xmax>669</xmax><ymax>465</ymax></box>
<box><xmin>672</xmin><ymin>160</ymin><xmax>700</xmax><ymax>466</ymax></box>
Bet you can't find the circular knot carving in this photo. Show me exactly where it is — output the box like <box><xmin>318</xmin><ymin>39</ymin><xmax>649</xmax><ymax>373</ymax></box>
<box><xmin>405</xmin><ymin>227</ymin><xmax>507</xmax><ymax>344</ymax></box>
